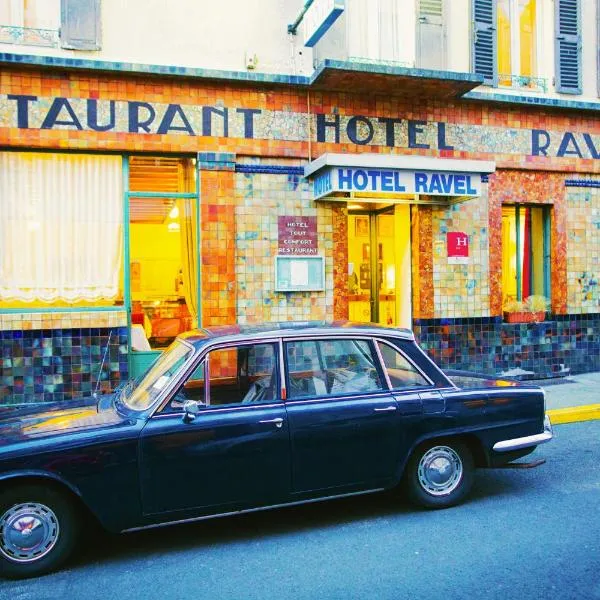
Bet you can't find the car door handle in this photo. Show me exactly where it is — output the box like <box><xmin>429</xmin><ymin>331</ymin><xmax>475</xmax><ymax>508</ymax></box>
<box><xmin>259</xmin><ymin>417</ymin><xmax>284</xmax><ymax>428</ymax></box>
<box><xmin>374</xmin><ymin>406</ymin><xmax>397</xmax><ymax>412</ymax></box>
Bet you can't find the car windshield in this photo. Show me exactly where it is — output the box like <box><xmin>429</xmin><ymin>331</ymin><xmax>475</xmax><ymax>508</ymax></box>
<box><xmin>121</xmin><ymin>340</ymin><xmax>195</xmax><ymax>412</ymax></box>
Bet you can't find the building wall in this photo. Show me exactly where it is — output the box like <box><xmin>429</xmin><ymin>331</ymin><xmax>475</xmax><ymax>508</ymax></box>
<box><xmin>1</xmin><ymin>61</ymin><xmax>600</xmax><ymax>403</ymax></box>
<box><xmin>566</xmin><ymin>181</ymin><xmax>600</xmax><ymax>313</ymax></box>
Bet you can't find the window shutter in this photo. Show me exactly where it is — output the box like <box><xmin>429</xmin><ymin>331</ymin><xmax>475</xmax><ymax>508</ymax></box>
<box><xmin>417</xmin><ymin>0</ymin><xmax>445</xmax><ymax>70</ymax></box>
<box><xmin>472</xmin><ymin>0</ymin><xmax>497</xmax><ymax>85</ymax></box>
<box><xmin>60</xmin><ymin>0</ymin><xmax>101</xmax><ymax>50</ymax></box>
<box><xmin>555</xmin><ymin>0</ymin><xmax>581</xmax><ymax>94</ymax></box>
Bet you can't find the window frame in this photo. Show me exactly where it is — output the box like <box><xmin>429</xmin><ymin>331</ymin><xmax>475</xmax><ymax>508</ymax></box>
<box><xmin>283</xmin><ymin>335</ymin><xmax>389</xmax><ymax>402</ymax></box>
<box><xmin>501</xmin><ymin>203</ymin><xmax>551</xmax><ymax>304</ymax></box>
<box><xmin>153</xmin><ymin>338</ymin><xmax>284</xmax><ymax>416</ymax></box>
<box><xmin>375</xmin><ymin>339</ymin><xmax>435</xmax><ymax>392</ymax></box>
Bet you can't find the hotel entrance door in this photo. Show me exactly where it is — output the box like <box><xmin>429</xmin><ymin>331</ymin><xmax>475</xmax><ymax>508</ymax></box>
<box><xmin>347</xmin><ymin>204</ymin><xmax>412</xmax><ymax>327</ymax></box>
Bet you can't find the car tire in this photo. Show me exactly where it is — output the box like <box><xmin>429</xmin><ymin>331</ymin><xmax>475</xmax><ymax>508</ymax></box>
<box><xmin>0</xmin><ymin>483</ymin><xmax>80</xmax><ymax>579</ymax></box>
<box><xmin>404</xmin><ymin>439</ymin><xmax>474</xmax><ymax>509</ymax></box>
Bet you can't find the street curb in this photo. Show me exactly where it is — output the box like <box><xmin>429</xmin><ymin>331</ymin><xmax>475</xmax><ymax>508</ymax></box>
<box><xmin>547</xmin><ymin>404</ymin><xmax>600</xmax><ymax>425</ymax></box>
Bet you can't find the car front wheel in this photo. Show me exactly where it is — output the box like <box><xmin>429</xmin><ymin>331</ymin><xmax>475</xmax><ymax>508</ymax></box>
<box><xmin>0</xmin><ymin>484</ymin><xmax>79</xmax><ymax>579</ymax></box>
<box><xmin>404</xmin><ymin>439</ymin><xmax>474</xmax><ymax>509</ymax></box>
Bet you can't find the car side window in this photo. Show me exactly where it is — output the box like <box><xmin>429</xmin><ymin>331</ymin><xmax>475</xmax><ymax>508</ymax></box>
<box><xmin>167</xmin><ymin>342</ymin><xmax>278</xmax><ymax>411</ymax></box>
<box><xmin>377</xmin><ymin>342</ymin><xmax>431</xmax><ymax>390</ymax></box>
<box><xmin>285</xmin><ymin>338</ymin><xmax>384</xmax><ymax>399</ymax></box>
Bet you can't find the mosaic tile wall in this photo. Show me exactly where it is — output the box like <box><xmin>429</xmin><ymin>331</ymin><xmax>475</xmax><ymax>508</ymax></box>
<box><xmin>234</xmin><ymin>157</ymin><xmax>335</xmax><ymax>323</ymax></box>
<box><xmin>566</xmin><ymin>184</ymin><xmax>600</xmax><ymax>313</ymax></box>
<box><xmin>431</xmin><ymin>189</ymin><xmax>490</xmax><ymax>318</ymax></box>
<box><xmin>415</xmin><ymin>314</ymin><xmax>600</xmax><ymax>378</ymax></box>
<box><xmin>0</xmin><ymin>311</ymin><xmax>128</xmax><ymax>404</ymax></box>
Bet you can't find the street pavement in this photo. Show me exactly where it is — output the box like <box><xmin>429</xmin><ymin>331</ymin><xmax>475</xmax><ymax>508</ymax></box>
<box><xmin>0</xmin><ymin>420</ymin><xmax>597</xmax><ymax>599</ymax></box>
<box><xmin>537</xmin><ymin>371</ymin><xmax>600</xmax><ymax>424</ymax></box>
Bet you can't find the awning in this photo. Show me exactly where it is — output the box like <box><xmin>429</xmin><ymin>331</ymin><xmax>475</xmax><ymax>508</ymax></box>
<box><xmin>305</xmin><ymin>153</ymin><xmax>496</xmax><ymax>204</ymax></box>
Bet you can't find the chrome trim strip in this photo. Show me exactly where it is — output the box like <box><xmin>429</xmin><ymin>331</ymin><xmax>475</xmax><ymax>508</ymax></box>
<box><xmin>492</xmin><ymin>415</ymin><xmax>553</xmax><ymax>452</ymax></box>
<box><xmin>150</xmin><ymin>402</ymin><xmax>285</xmax><ymax>418</ymax></box>
<box><xmin>121</xmin><ymin>487</ymin><xmax>386</xmax><ymax>533</ymax></box>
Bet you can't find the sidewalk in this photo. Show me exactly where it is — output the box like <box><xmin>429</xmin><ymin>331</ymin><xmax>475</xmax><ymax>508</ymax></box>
<box><xmin>536</xmin><ymin>372</ymin><xmax>600</xmax><ymax>425</ymax></box>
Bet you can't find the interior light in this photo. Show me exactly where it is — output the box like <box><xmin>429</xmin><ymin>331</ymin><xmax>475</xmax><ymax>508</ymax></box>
<box><xmin>348</xmin><ymin>204</ymin><xmax>363</xmax><ymax>210</ymax></box>
<box><xmin>168</xmin><ymin>205</ymin><xmax>179</xmax><ymax>219</ymax></box>
<box><xmin>167</xmin><ymin>221</ymin><xmax>180</xmax><ymax>232</ymax></box>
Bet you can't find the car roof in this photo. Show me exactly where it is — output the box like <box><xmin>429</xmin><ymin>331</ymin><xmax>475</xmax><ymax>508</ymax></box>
<box><xmin>179</xmin><ymin>320</ymin><xmax>414</xmax><ymax>347</ymax></box>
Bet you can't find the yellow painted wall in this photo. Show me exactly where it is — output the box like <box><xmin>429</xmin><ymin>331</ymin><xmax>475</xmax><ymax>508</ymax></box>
<box><xmin>129</xmin><ymin>223</ymin><xmax>181</xmax><ymax>300</ymax></box>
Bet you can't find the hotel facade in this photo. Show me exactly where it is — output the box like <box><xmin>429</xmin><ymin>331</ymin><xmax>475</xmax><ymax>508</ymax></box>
<box><xmin>1</xmin><ymin>0</ymin><xmax>599</xmax><ymax>403</ymax></box>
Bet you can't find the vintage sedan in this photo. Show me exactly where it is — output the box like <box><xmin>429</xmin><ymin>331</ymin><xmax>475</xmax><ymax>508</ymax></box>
<box><xmin>0</xmin><ymin>322</ymin><xmax>552</xmax><ymax>578</ymax></box>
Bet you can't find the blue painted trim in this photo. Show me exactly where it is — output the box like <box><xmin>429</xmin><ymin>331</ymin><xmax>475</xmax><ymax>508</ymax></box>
<box><xmin>304</xmin><ymin>4</ymin><xmax>344</xmax><ymax>47</ymax></box>
<box><xmin>0</xmin><ymin>307</ymin><xmax>126</xmax><ymax>314</ymax></box>
<box><xmin>463</xmin><ymin>90</ymin><xmax>600</xmax><ymax>113</ymax></box>
<box><xmin>565</xmin><ymin>179</ymin><xmax>600</xmax><ymax>188</ymax></box>
<box><xmin>235</xmin><ymin>164</ymin><xmax>305</xmax><ymax>175</ymax></box>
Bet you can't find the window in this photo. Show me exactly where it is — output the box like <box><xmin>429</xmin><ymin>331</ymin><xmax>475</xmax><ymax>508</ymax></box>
<box><xmin>472</xmin><ymin>0</ymin><xmax>541</xmax><ymax>90</ymax></box>
<box><xmin>416</xmin><ymin>0</ymin><xmax>446</xmax><ymax>70</ymax></box>
<box><xmin>171</xmin><ymin>343</ymin><xmax>278</xmax><ymax>409</ymax></box>
<box><xmin>501</xmin><ymin>205</ymin><xmax>550</xmax><ymax>304</ymax></box>
<box><xmin>377</xmin><ymin>342</ymin><xmax>430</xmax><ymax>389</ymax></box>
<box><xmin>128</xmin><ymin>157</ymin><xmax>198</xmax><ymax>351</ymax></box>
<box><xmin>497</xmin><ymin>0</ymin><xmax>538</xmax><ymax>87</ymax></box>
<box><xmin>0</xmin><ymin>0</ymin><xmax>100</xmax><ymax>49</ymax></box>
<box><xmin>285</xmin><ymin>338</ymin><xmax>384</xmax><ymax>399</ymax></box>
<box><xmin>0</xmin><ymin>152</ymin><xmax>123</xmax><ymax>308</ymax></box>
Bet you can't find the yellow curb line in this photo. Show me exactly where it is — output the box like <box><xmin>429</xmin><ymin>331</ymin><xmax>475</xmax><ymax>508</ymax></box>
<box><xmin>547</xmin><ymin>404</ymin><xmax>600</xmax><ymax>425</ymax></box>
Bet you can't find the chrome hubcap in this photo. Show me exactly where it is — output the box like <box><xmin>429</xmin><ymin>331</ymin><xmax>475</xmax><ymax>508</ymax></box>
<box><xmin>417</xmin><ymin>446</ymin><xmax>463</xmax><ymax>496</ymax></box>
<box><xmin>0</xmin><ymin>502</ymin><xmax>60</xmax><ymax>563</ymax></box>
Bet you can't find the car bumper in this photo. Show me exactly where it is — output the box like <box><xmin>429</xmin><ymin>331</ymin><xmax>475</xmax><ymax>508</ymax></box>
<box><xmin>492</xmin><ymin>415</ymin><xmax>553</xmax><ymax>453</ymax></box>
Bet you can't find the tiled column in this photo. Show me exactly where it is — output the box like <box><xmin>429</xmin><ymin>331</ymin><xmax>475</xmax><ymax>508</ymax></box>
<box><xmin>199</xmin><ymin>153</ymin><xmax>237</xmax><ymax>326</ymax></box>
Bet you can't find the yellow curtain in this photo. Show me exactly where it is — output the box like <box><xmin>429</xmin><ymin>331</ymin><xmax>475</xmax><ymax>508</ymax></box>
<box><xmin>178</xmin><ymin>198</ymin><xmax>198</xmax><ymax>324</ymax></box>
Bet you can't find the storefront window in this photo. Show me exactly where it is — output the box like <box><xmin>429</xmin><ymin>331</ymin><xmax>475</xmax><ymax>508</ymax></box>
<box><xmin>127</xmin><ymin>156</ymin><xmax>198</xmax><ymax>351</ymax></box>
<box><xmin>0</xmin><ymin>151</ymin><xmax>123</xmax><ymax>308</ymax></box>
<box><xmin>501</xmin><ymin>204</ymin><xmax>550</xmax><ymax>304</ymax></box>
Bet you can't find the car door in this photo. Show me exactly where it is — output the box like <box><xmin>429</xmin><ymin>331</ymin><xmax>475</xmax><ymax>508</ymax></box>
<box><xmin>139</xmin><ymin>340</ymin><xmax>291</xmax><ymax>515</ymax></box>
<box><xmin>283</xmin><ymin>336</ymin><xmax>413</xmax><ymax>495</ymax></box>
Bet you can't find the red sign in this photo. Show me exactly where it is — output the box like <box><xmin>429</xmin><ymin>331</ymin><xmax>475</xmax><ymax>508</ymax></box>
<box><xmin>278</xmin><ymin>216</ymin><xmax>318</xmax><ymax>255</ymax></box>
<box><xmin>447</xmin><ymin>232</ymin><xmax>469</xmax><ymax>264</ymax></box>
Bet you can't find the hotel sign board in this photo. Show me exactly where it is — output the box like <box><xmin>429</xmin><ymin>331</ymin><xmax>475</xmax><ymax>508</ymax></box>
<box><xmin>312</xmin><ymin>167</ymin><xmax>483</xmax><ymax>199</ymax></box>
<box><xmin>303</xmin><ymin>0</ymin><xmax>345</xmax><ymax>47</ymax></box>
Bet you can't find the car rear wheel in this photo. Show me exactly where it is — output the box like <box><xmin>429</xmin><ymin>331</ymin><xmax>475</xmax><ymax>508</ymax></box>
<box><xmin>0</xmin><ymin>484</ymin><xmax>79</xmax><ymax>579</ymax></box>
<box><xmin>404</xmin><ymin>439</ymin><xmax>474</xmax><ymax>509</ymax></box>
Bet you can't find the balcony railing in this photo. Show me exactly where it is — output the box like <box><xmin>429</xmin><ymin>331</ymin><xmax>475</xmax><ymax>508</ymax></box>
<box><xmin>0</xmin><ymin>25</ymin><xmax>58</xmax><ymax>48</ymax></box>
<box><xmin>497</xmin><ymin>73</ymin><xmax>548</xmax><ymax>93</ymax></box>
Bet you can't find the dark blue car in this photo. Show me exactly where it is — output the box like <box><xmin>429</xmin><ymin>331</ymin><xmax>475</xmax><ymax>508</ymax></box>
<box><xmin>0</xmin><ymin>322</ymin><xmax>552</xmax><ymax>578</ymax></box>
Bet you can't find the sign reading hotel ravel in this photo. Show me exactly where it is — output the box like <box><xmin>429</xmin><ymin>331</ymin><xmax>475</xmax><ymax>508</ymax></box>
<box><xmin>312</xmin><ymin>167</ymin><xmax>482</xmax><ymax>199</ymax></box>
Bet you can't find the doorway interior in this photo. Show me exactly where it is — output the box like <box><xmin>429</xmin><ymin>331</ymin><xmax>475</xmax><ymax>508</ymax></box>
<box><xmin>347</xmin><ymin>203</ymin><xmax>412</xmax><ymax>328</ymax></box>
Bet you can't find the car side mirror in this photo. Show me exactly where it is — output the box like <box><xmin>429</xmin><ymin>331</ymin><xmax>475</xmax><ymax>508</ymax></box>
<box><xmin>182</xmin><ymin>399</ymin><xmax>201</xmax><ymax>423</ymax></box>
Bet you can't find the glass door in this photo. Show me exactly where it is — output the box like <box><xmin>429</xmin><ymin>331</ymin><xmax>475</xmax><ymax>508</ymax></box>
<box><xmin>347</xmin><ymin>207</ymin><xmax>396</xmax><ymax>325</ymax></box>
<box><xmin>125</xmin><ymin>156</ymin><xmax>200</xmax><ymax>378</ymax></box>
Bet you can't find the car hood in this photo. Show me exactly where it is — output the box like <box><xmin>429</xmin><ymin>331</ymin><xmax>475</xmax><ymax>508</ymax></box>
<box><xmin>0</xmin><ymin>394</ymin><xmax>131</xmax><ymax>443</ymax></box>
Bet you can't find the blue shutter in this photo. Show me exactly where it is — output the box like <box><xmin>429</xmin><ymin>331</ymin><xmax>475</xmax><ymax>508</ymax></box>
<box><xmin>60</xmin><ymin>0</ymin><xmax>101</xmax><ymax>50</ymax></box>
<box><xmin>472</xmin><ymin>0</ymin><xmax>497</xmax><ymax>85</ymax></box>
<box><xmin>555</xmin><ymin>0</ymin><xmax>581</xmax><ymax>94</ymax></box>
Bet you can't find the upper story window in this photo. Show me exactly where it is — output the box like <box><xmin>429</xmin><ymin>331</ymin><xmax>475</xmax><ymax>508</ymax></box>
<box><xmin>0</xmin><ymin>0</ymin><xmax>101</xmax><ymax>50</ymax></box>
<box><xmin>497</xmin><ymin>0</ymin><xmax>538</xmax><ymax>87</ymax></box>
<box><xmin>473</xmin><ymin>0</ymin><xmax>581</xmax><ymax>95</ymax></box>
<box><xmin>416</xmin><ymin>0</ymin><xmax>446</xmax><ymax>70</ymax></box>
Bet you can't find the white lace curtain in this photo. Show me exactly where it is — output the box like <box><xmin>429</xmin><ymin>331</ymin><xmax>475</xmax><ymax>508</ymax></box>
<box><xmin>0</xmin><ymin>152</ymin><xmax>123</xmax><ymax>303</ymax></box>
